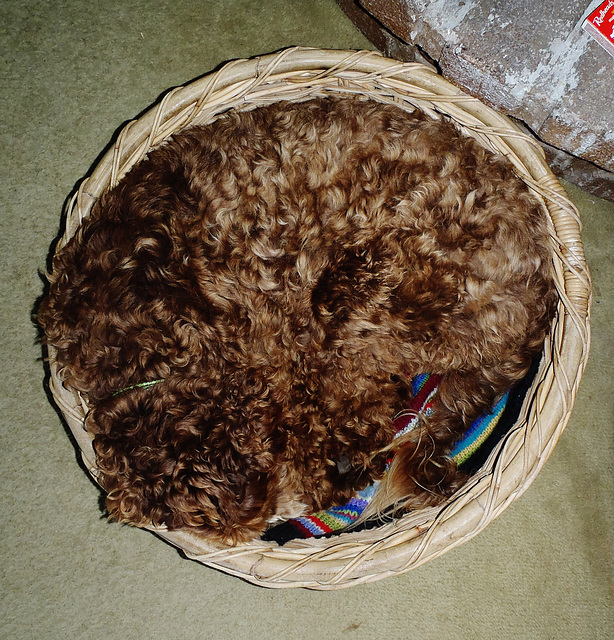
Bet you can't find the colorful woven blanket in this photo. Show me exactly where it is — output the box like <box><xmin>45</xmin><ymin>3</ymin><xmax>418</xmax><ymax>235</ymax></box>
<box><xmin>262</xmin><ymin>361</ymin><xmax>538</xmax><ymax>545</ymax></box>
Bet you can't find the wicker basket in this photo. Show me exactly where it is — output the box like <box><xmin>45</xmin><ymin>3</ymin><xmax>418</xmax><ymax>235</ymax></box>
<box><xmin>47</xmin><ymin>47</ymin><xmax>591</xmax><ymax>589</ymax></box>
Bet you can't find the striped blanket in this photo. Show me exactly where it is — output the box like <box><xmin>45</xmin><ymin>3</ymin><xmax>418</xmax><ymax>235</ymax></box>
<box><xmin>262</xmin><ymin>365</ymin><xmax>532</xmax><ymax>545</ymax></box>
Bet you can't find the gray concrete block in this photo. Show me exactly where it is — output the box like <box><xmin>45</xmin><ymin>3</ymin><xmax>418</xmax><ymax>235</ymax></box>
<box><xmin>358</xmin><ymin>0</ymin><xmax>613</xmax><ymax>175</ymax></box>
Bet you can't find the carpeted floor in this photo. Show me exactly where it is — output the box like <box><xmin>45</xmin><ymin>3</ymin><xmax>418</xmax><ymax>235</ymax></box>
<box><xmin>1</xmin><ymin>2</ymin><xmax>612</xmax><ymax>638</ymax></box>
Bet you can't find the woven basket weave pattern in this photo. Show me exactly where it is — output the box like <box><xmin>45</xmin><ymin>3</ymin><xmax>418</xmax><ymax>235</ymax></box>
<box><xmin>47</xmin><ymin>48</ymin><xmax>591</xmax><ymax>589</ymax></box>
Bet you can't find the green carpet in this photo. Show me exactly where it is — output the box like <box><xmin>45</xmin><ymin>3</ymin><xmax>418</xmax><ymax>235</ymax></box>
<box><xmin>1</xmin><ymin>1</ymin><xmax>612</xmax><ymax>638</ymax></box>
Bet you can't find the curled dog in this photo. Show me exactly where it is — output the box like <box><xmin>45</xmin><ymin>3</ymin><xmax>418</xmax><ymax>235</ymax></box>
<box><xmin>39</xmin><ymin>97</ymin><xmax>557</xmax><ymax>543</ymax></box>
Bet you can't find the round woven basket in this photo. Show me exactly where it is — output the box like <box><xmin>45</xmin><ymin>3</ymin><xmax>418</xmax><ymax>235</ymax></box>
<box><xmin>47</xmin><ymin>47</ymin><xmax>591</xmax><ymax>589</ymax></box>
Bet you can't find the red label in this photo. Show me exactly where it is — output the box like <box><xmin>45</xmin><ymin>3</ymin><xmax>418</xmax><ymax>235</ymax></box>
<box><xmin>586</xmin><ymin>1</ymin><xmax>614</xmax><ymax>43</ymax></box>
<box><xmin>583</xmin><ymin>1</ymin><xmax>614</xmax><ymax>57</ymax></box>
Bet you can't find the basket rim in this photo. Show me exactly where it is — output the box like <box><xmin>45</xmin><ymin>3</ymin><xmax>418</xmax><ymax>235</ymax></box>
<box><xmin>47</xmin><ymin>47</ymin><xmax>591</xmax><ymax>589</ymax></box>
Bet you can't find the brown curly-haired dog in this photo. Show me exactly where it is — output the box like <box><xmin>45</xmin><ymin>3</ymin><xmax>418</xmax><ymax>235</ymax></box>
<box><xmin>39</xmin><ymin>97</ymin><xmax>557</xmax><ymax>543</ymax></box>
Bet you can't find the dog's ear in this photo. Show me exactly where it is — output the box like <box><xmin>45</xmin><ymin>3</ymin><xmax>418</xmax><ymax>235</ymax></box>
<box><xmin>88</xmin><ymin>391</ymin><xmax>278</xmax><ymax>544</ymax></box>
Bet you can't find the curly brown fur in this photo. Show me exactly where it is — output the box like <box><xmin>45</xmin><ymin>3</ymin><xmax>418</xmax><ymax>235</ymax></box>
<box><xmin>38</xmin><ymin>97</ymin><xmax>557</xmax><ymax>543</ymax></box>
